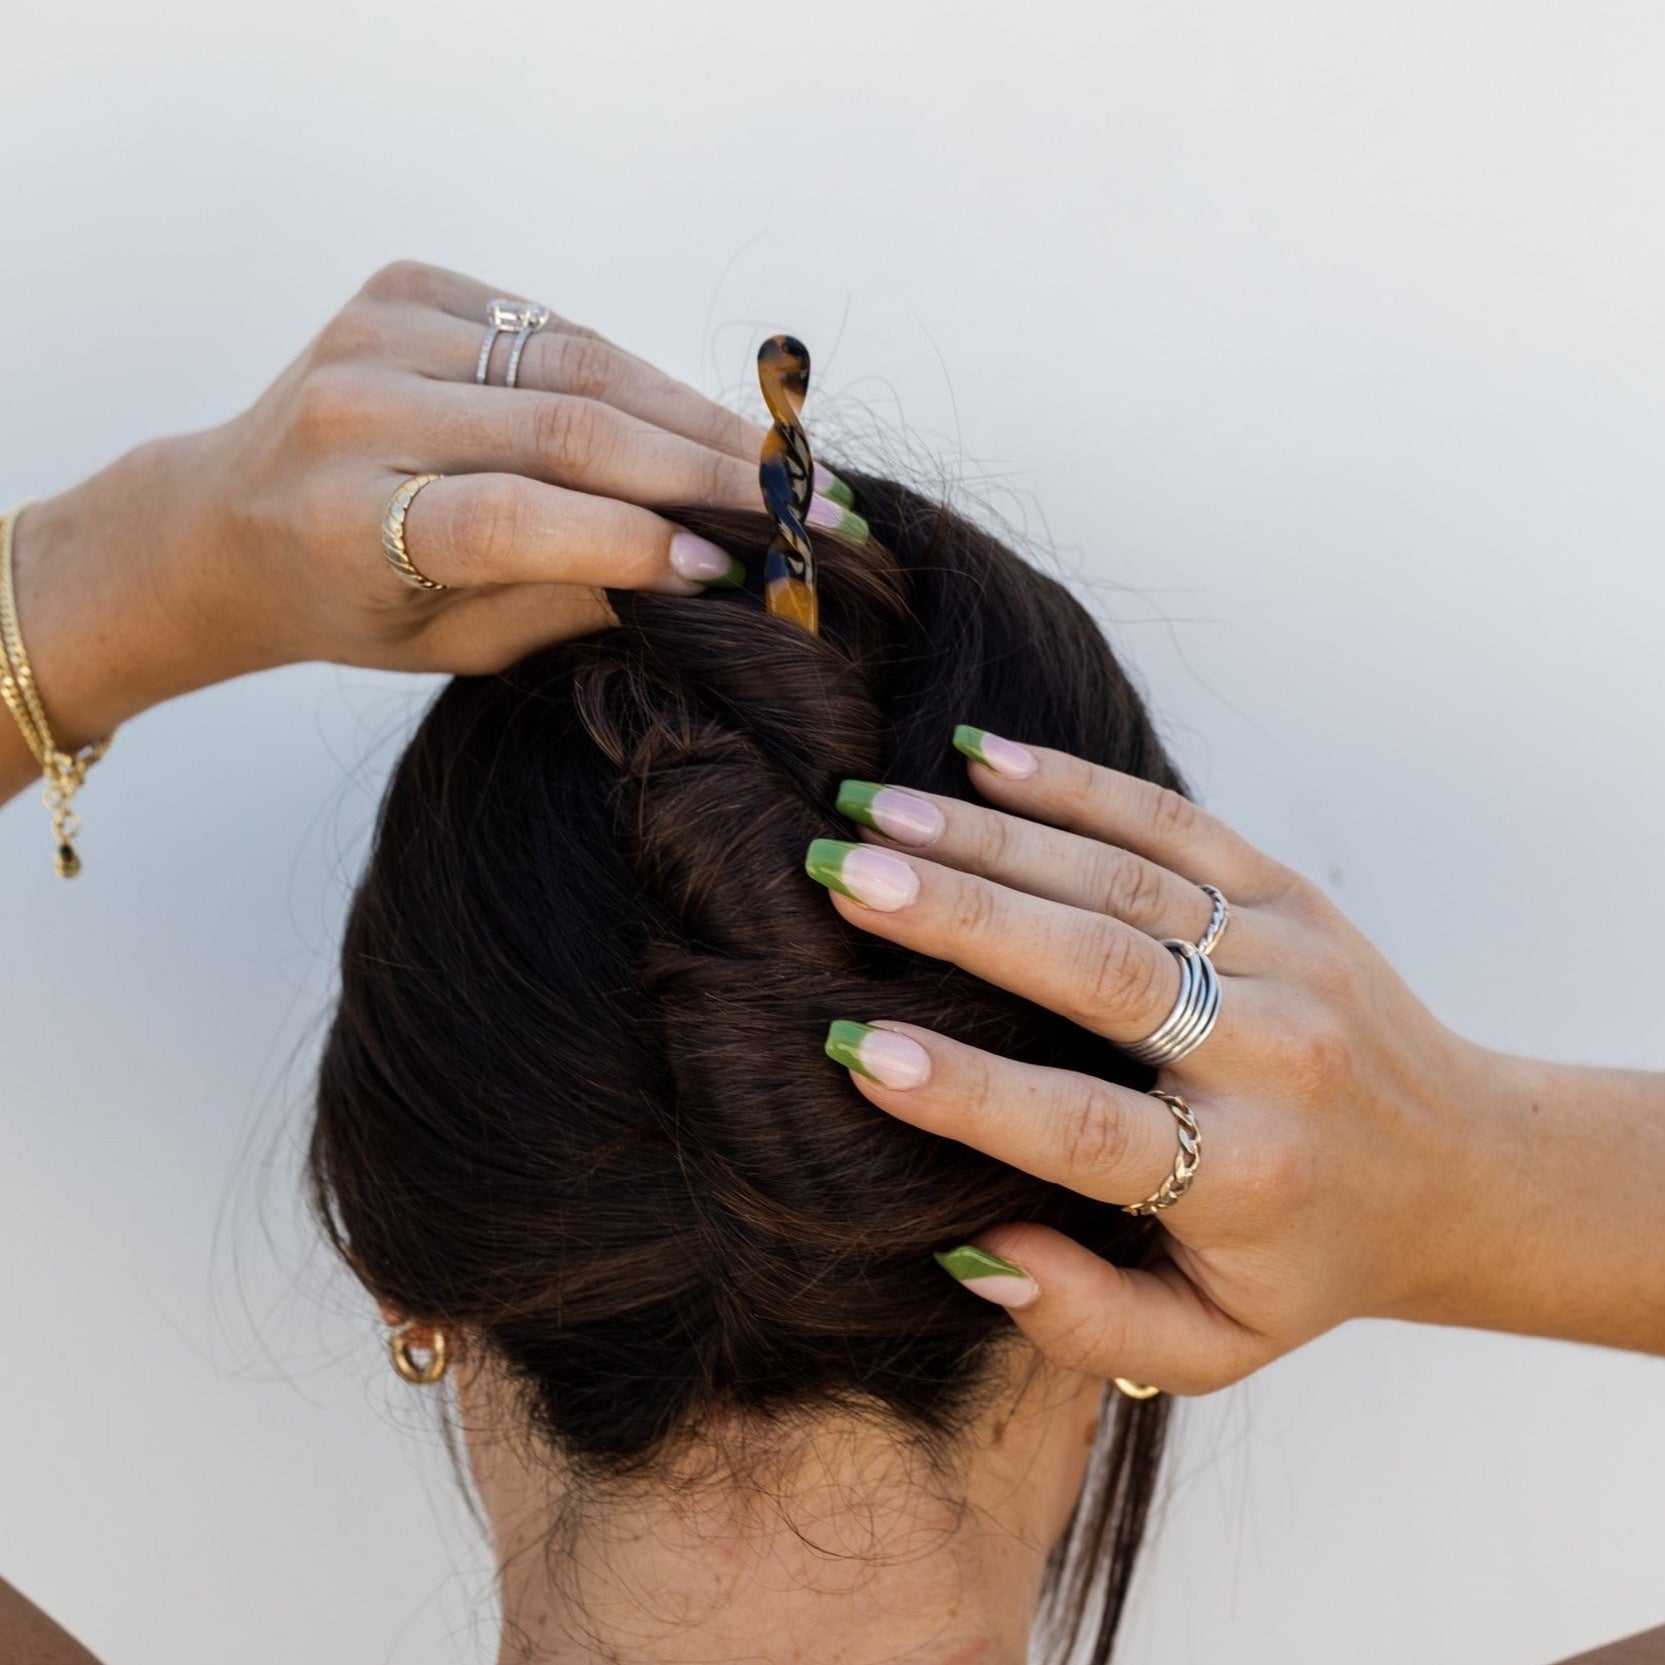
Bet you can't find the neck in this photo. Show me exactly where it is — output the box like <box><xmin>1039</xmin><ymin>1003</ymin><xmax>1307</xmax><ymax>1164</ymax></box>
<box><xmin>461</xmin><ymin>1360</ymin><xmax>1101</xmax><ymax>1665</ymax></box>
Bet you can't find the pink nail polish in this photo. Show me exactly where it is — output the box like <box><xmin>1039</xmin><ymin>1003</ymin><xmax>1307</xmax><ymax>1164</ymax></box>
<box><xmin>952</xmin><ymin>724</ymin><xmax>1038</xmax><ymax>780</ymax></box>
<box><xmin>669</xmin><ymin>530</ymin><xmax>738</xmax><ymax>583</ymax></box>
<box><xmin>824</xmin><ymin>1021</ymin><xmax>933</xmax><ymax>1088</ymax></box>
<box><xmin>836</xmin><ymin>780</ymin><xmax>945</xmax><ymax>846</ymax></box>
<box><xmin>935</xmin><ymin>1245</ymin><xmax>1042</xmax><ymax>1309</ymax></box>
<box><xmin>804</xmin><ymin>840</ymin><xmax>920</xmax><ymax>911</ymax></box>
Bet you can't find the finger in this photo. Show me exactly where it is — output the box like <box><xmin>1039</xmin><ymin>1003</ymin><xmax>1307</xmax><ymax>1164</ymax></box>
<box><xmin>415</xmin><ymin>310</ymin><xmax>770</xmax><ymax>464</ymax></box>
<box><xmin>943</xmin><ymin>1224</ymin><xmax>1265</xmax><ymax>1395</ymax></box>
<box><xmin>359</xmin><ymin>259</ymin><xmax>559</xmax><ymax>326</ymax></box>
<box><xmin>804</xmin><ymin>839</ymin><xmax>1190</xmax><ymax>1046</ymax></box>
<box><xmin>378</xmin><ymin>470</ymin><xmax>743</xmax><ymax>595</ymax></box>
<box><xmin>834</xmin><ymin>779</ymin><xmax>1235</xmax><ymax>957</ymax></box>
<box><xmin>953</xmin><ymin>729</ymin><xmax>1293</xmax><ymax>903</ymax></box>
<box><xmin>389</xmin><ymin>380</ymin><xmax>847</xmax><ymax>528</ymax></box>
<box><xmin>390</xmin><ymin>581</ymin><xmax>617</xmax><ymax>675</ymax></box>
<box><xmin>825</xmin><ymin>1019</ymin><xmax>1197</xmax><ymax>1210</ymax></box>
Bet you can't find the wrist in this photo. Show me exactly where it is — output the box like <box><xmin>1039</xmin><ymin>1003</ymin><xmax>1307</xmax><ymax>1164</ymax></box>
<box><xmin>1377</xmin><ymin>1038</ymin><xmax>1551</xmax><ymax>1332</ymax></box>
<box><xmin>9</xmin><ymin>431</ymin><xmax>268</xmax><ymax>746</ymax></box>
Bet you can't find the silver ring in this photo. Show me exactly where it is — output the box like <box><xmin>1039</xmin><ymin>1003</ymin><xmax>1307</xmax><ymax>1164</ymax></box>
<box><xmin>475</xmin><ymin>298</ymin><xmax>551</xmax><ymax>386</ymax></box>
<box><xmin>503</xmin><ymin>303</ymin><xmax>551</xmax><ymax>388</ymax></box>
<box><xmin>1195</xmin><ymin>884</ymin><xmax>1231</xmax><ymax>958</ymax></box>
<box><xmin>474</xmin><ymin>299</ymin><xmax>521</xmax><ymax>384</ymax></box>
<box><xmin>1122</xmin><ymin>940</ymin><xmax>1221</xmax><ymax>1068</ymax></box>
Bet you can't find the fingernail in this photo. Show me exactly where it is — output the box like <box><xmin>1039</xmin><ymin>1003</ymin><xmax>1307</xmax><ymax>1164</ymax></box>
<box><xmin>952</xmin><ymin>724</ymin><xmax>1037</xmax><ymax>780</ymax></box>
<box><xmin>670</xmin><ymin>530</ymin><xmax>744</xmax><ymax>585</ymax></box>
<box><xmin>825</xmin><ymin>1020</ymin><xmax>932</xmax><ymax>1088</ymax></box>
<box><xmin>814</xmin><ymin>464</ymin><xmax>856</xmax><ymax>508</ymax></box>
<box><xmin>835</xmin><ymin>780</ymin><xmax>945</xmax><ymax>846</ymax></box>
<box><xmin>934</xmin><ymin>1245</ymin><xmax>1042</xmax><ymax>1310</ymax></box>
<box><xmin>804</xmin><ymin>839</ymin><xmax>919</xmax><ymax>910</ymax></box>
<box><xmin>806</xmin><ymin>494</ymin><xmax>871</xmax><ymax>544</ymax></box>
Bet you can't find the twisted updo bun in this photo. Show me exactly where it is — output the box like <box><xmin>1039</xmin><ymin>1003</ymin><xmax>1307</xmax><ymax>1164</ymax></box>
<box><xmin>311</xmin><ymin>474</ymin><xmax>1183</xmax><ymax>1659</ymax></box>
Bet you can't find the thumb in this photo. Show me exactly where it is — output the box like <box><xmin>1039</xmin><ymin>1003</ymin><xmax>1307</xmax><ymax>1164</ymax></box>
<box><xmin>940</xmin><ymin>1224</ymin><xmax>1265</xmax><ymax>1395</ymax></box>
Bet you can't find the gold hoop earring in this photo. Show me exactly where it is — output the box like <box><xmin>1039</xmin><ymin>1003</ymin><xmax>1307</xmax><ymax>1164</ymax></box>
<box><xmin>387</xmin><ymin>1322</ymin><xmax>450</xmax><ymax>1385</ymax></box>
<box><xmin>1112</xmin><ymin>1377</ymin><xmax>1161</xmax><ymax>1400</ymax></box>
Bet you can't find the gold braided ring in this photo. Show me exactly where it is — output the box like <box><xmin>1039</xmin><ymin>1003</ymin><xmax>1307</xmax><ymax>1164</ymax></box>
<box><xmin>387</xmin><ymin>1322</ymin><xmax>451</xmax><ymax>1385</ymax></box>
<box><xmin>381</xmin><ymin>473</ymin><xmax>448</xmax><ymax>592</ymax></box>
<box><xmin>1122</xmin><ymin>1091</ymin><xmax>1201</xmax><ymax>1217</ymax></box>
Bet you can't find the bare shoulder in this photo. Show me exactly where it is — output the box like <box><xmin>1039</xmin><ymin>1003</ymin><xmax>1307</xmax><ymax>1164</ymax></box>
<box><xmin>1554</xmin><ymin>1625</ymin><xmax>1665</xmax><ymax>1665</ymax></box>
<box><xmin>0</xmin><ymin>1578</ymin><xmax>105</xmax><ymax>1665</ymax></box>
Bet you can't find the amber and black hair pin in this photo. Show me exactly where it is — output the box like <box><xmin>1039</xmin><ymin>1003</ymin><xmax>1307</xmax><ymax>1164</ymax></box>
<box><xmin>757</xmin><ymin>334</ymin><xmax>820</xmax><ymax>635</ymax></box>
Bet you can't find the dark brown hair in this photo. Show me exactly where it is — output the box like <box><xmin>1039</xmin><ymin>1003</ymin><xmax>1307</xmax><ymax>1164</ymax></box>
<box><xmin>310</xmin><ymin>474</ymin><xmax>1182</xmax><ymax>1661</ymax></box>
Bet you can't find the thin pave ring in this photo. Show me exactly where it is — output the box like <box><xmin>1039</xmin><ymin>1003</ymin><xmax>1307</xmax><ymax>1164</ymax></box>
<box><xmin>475</xmin><ymin>298</ymin><xmax>526</xmax><ymax>384</ymax></box>
<box><xmin>381</xmin><ymin>473</ymin><xmax>448</xmax><ymax>592</ymax></box>
<box><xmin>504</xmin><ymin>303</ymin><xmax>552</xmax><ymax>388</ymax></box>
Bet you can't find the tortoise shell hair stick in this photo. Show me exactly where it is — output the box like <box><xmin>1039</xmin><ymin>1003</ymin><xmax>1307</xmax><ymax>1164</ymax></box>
<box><xmin>757</xmin><ymin>333</ymin><xmax>820</xmax><ymax>635</ymax></box>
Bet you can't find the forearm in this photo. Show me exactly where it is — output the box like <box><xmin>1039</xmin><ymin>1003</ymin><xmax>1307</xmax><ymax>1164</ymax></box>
<box><xmin>1</xmin><ymin>434</ymin><xmax>256</xmax><ymax>810</ymax></box>
<box><xmin>1407</xmin><ymin>1045</ymin><xmax>1665</xmax><ymax>1354</ymax></box>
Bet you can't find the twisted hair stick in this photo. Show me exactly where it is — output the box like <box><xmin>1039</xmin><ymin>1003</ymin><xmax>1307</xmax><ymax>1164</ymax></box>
<box><xmin>757</xmin><ymin>334</ymin><xmax>820</xmax><ymax>635</ymax></box>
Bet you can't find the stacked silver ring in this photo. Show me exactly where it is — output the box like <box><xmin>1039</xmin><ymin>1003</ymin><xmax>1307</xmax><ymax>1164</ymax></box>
<box><xmin>475</xmin><ymin>298</ymin><xmax>551</xmax><ymax>388</ymax></box>
<box><xmin>1123</xmin><ymin>938</ymin><xmax>1222</xmax><ymax>1067</ymax></box>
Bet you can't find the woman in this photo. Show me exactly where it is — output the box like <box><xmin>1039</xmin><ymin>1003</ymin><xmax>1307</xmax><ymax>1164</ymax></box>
<box><xmin>3</xmin><ymin>261</ymin><xmax>1662</xmax><ymax>1663</ymax></box>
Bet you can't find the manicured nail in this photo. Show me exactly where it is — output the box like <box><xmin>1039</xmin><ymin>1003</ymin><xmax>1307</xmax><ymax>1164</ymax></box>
<box><xmin>804</xmin><ymin>839</ymin><xmax>919</xmax><ymax>910</ymax></box>
<box><xmin>835</xmin><ymin>780</ymin><xmax>945</xmax><ymax>846</ymax></box>
<box><xmin>825</xmin><ymin>1020</ymin><xmax>932</xmax><ymax>1088</ymax></box>
<box><xmin>952</xmin><ymin>724</ymin><xmax>1037</xmax><ymax>780</ymax></box>
<box><xmin>806</xmin><ymin>494</ymin><xmax>871</xmax><ymax>543</ymax></box>
<box><xmin>814</xmin><ymin>464</ymin><xmax>856</xmax><ymax>508</ymax></box>
<box><xmin>934</xmin><ymin>1245</ymin><xmax>1042</xmax><ymax>1310</ymax></box>
<box><xmin>670</xmin><ymin>530</ymin><xmax>744</xmax><ymax>585</ymax></box>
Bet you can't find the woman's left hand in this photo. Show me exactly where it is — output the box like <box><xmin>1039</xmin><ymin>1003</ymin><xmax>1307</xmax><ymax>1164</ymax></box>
<box><xmin>806</xmin><ymin>732</ymin><xmax>1510</xmax><ymax>1394</ymax></box>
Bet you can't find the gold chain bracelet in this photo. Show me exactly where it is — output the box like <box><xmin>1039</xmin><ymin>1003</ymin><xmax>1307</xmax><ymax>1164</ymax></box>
<box><xmin>0</xmin><ymin>500</ymin><xmax>114</xmax><ymax>877</ymax></box>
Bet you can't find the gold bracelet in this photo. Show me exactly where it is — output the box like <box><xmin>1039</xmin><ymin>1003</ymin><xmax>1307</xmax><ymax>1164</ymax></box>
<box><xmin>0</xmin><ymin>500</ymin><xmax>114</xmax><ymax>877</ymax></box>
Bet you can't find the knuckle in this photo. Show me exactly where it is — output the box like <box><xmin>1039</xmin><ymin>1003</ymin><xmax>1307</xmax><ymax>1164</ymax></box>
<box><xmin>945</xmin><ymin>875</ymin><xmax>1000</xmax><ymax>942</ymax></box>
<box><xmin>549</xmin><ymin>333</ymin><xmax>619</xmax><ymax>402</ymax></box>
<box><xmin>1147</xmin><ymin>785</ymin><xmax>1200</xmax><ymax>843</ymax></box>
<box><xmin>1047</xmin><ymin>1301</ymin><xmax>1127</xmax><ymax>1377</ymax></box>
<box><xmin>975</xmin><ymin>806</ymin><xmax>1015</xmax><ymax>871</ymax></box>
<box><xmin>1095</xmin><ymin>849</ymin><xmax>1164</xmax><ymax>924</ymax></box>
<box><xmin>958</xmin><ymin>1046</ymin><xmax>998</xmax><ymax>1116</ymax></box>
<box><xmin>361</xmin><ymin>259</ymin><xmax>434</xmax><ymax>302</ymax></box>
<box><xmin>453</xmin><ymin>481</ymin><xmax>522</xmax><ymax>575</ymax></box>
<box><xmin>1057</xmin><ymin>752</ymin><xmax>1100</xmax><ymax>814</ymax></box>
<box><xmin>291</xmin><ymin>365</ymin><xmax>371</xmax><ymax>446</ymax></box>
<box><xmin>1279</xmin><ymin>1019</ymin><xmax>1354</xmax><ymax>1105</ymax></box>
<box><xmin>313</xmin><ymin>301</ymin><xmax>386</xmax><ymax>364</ymax></box>
<box><xmin>1238</xmin><ymin>1130</ymin><xmax>1313</xmax><ymax>1219</ymax></box>
<box><xmin>534</xmin><ymin>395</ymin><xmax>609</xmax><ymax>474</ymax></box>
<box><xmin>1079</xmin><ymin>925</ymin><xmax>1163</xmax><ymax>1021</ymax></box>
<box><xmin>1062</xmin><ymin>1084</ymin><xmax>1134</xmax><ymax>1184</ymax></box>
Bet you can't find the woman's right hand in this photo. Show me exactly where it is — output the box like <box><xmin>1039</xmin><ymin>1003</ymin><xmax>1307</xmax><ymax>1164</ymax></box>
<box><xmin>8</xmin><ymin>260</ymin><xmax>821</xmax><ymax>763</ymax></box>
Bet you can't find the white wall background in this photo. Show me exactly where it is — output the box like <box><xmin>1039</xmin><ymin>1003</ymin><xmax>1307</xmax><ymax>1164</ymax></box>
<box><xmin>3</xmin><ymin>2</ymin><xmax>1662</xmax><ymax>1661</ymax></box>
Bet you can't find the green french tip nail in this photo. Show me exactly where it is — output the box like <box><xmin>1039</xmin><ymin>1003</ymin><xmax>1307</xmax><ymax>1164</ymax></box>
<box><xmin>835</xmin><ymin>779</ymin><xmax>884</xmax><ymax>828</ymax></box>
<box><xmin>835</xmin><ymin>506</ymin><xmax>870</xmax><ymax>544</ymax></box>
<box><xmin>804</xmin><ymin>837</ymin><xmax>860</xmax><ymax>898</ymax></box>
<box><xmin>952</xmin><ymin>724</ymin><xmax>990</xmax><ymax>762</ymax></box>
<box><xmin>825</xmin><ymin>1019</ymin><xmax>882</xmax><ymax>1078</ymax></box>
<box><xmin>824</xmin><ymin>474</ymin><xmax>856</xmax><ymax>508</ymax></box>
<box><xmin>935</xmin><ymin>1244</ymin><xmax>1029</xmax><ymax>1283</ymax></box>
<box><xmin>703</xmin><ymin>555</ymin><xmax>747</xmax><ymax>588</ymax></box>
